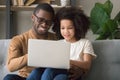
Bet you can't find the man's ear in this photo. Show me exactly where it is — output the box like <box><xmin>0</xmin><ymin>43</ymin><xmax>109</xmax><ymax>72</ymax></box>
<box><xmin>31</xmin><ymin>14</ymin><xmax>35</xmax><ymax>22</ymax></box>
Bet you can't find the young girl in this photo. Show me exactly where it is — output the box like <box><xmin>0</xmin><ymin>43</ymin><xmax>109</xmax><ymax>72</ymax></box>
<box><xmin>52</xmin><ymin>7</ymin><xmax>97</xmax><ymax>80</ymax></box>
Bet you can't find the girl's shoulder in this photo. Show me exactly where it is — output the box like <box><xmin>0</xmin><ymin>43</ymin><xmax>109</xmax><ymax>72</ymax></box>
<box><xmin>79</xmin><ymin>38</ymin><xmax>90</xmax><ymax>42</ymax></box>
<box><xmin>75</xmin><ymin>38</ymin><xmax>91</xmax><ymax>44</ymax></box>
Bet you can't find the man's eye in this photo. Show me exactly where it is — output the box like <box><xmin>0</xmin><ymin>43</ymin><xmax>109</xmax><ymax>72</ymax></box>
<box><xmin>39</xmin><ymin>18</ymin><xmax>45</xmax><ymax>22</ymax></box>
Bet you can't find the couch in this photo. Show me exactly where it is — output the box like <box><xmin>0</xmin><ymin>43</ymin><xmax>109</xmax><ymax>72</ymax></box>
<box><xmin>0</xmin><ymin>39</ymin><xmax>120</xmax><ymax>80</ymax></box>
<box><xmin>0</xmin><ymin>40</ymin><xmax>17</xmax><ymax>80</ymax></box>
<box><xmin>85</xmin><ymin>40</ymin><xmax>120</xmax><ymax>80</ymax></box>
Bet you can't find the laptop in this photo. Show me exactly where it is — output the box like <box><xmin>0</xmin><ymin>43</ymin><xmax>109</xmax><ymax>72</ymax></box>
<box><xmin>28</xmin><ymin>39</ymin><xmax>70</xmax><ymax>69</ymax></box>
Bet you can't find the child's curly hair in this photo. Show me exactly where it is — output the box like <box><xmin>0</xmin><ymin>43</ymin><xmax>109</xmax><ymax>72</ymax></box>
<box><xmin>52</xmin><ymin>7</ymin><xmax>90</xmax><ymax>40</ymax></box>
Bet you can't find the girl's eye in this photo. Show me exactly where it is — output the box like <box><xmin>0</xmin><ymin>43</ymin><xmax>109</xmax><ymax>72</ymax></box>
<box><xmin>68</xmin><ymin>26</ymin><xmax>74</xmax><ymax>29</ymax></box>
<box><xmin>68</xmin><ymin>27</ymin><xmax>73</xmax><ymax>29</ymax></box>
<box><xmin>60</xmin><ymin>27</ymin><xmax>65</xmax><ymax>29</ymax></box>
<box><xmin>60</xmin><ymin>26</ymin><xmax>74</xmax><ymax>29</ymax></box>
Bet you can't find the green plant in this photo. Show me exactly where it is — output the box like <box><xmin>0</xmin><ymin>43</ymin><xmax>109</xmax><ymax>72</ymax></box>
<box><xmin>90</xmin><ymin>0</ymin><xmax>120</xmax><ymax>40</ymax></box>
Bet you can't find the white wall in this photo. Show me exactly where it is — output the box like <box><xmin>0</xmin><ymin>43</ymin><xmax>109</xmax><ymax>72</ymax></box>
<box><xmin>16</xmin><ymin>11</ymin><xmax>33</xmax><ymax>34</ymax></box>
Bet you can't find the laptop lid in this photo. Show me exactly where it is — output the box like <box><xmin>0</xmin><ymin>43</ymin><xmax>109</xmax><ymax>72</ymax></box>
<box><xmin>28</xmin><ymin>39</ymin><xmax>70</xmax><ymax>69</ymax></box>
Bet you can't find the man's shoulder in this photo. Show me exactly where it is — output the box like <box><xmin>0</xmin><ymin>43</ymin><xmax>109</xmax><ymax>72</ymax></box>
<box><xmin>48</xmin><ymin>32</ymin><xmax>55</xmax><ymax>35</ymax></box>
<box><xmin>11</xmin><ymin>30</ymin><xmax>30</xmax><ymax>42</ymax></box>
<box><xmin>48</xmin><ymin>32</ymin><xmax>58</xmax><ymax>40</ymax></box>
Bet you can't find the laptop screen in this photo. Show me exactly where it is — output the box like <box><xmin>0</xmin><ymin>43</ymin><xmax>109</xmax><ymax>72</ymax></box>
<box><xmin>28</xmin><ymin>39</ymin><xmax>70</xmax><ymax>69</ymax></box>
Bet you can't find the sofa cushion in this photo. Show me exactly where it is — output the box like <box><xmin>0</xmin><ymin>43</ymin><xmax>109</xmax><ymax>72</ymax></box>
<box><xmin>0</xmin><ymin>39</ymin><xmax>17</xmax><ymax>80</ymax></box>
<box><xmin>85</xmin><ymin>40</ymin><xmax>120</xmax><ymax>80</ymax></box>
<box><xmin>0</xmin><ymin>39</ymin><xmax>11</xmax><ymax>80</ymax></box>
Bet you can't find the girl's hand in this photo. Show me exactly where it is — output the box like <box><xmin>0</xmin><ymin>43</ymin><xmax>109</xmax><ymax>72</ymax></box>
<box><xmin>68</xmin><ymin>64</ymin><xmax>84</xmax><ymax>80</ymax></box>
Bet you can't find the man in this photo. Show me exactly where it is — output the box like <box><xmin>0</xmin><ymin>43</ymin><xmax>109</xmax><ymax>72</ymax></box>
<box><xmin>4</xmin><ymin>3</ymin><xmax>57</xmax><ymax>80</ymax></box>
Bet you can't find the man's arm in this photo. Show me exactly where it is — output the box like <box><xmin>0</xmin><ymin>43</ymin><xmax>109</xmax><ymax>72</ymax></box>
<box><xmin>7</xmin><ymin>37</ymin><xmax>28</xmax><ymax>72</ymax></box>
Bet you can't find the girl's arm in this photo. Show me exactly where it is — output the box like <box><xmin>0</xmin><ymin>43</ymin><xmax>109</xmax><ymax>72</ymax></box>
<box><xmin>70</xmin><ymin>53</ymin><xmax>94</xmax><ymax>70</ymax></box>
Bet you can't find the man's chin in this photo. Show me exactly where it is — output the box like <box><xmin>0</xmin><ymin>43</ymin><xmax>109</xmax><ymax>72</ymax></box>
<box><xmin>38</xmin><ymin>30</ymin><xmax>48</xmax><ymax>35</ymax></box>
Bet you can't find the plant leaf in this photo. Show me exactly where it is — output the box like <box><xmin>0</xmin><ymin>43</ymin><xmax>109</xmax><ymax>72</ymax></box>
<box><xmin>102</xmin><ymin>19</ymin><xmax>118</xmax><ymax>39</ymax></box>
<box><xmin>90</xmin><ymin>0</ymin><xmax>120</xmax><ymax>40</ymax></box>
<box><xmin>103</xmin><ymin>0</ymin><xmax>113</xmax><ymax>17</ymax></box>
<box><xmin>114</xmin><ymin>11</ymin><xmax>120</xmax><ymax>25</ymax></box>
<box><xmin>96</xmin><ymin>19</ymin><xmax>117</xmax><ymax>40</ymax></box>
<box><xmin>90</xmin><ymin>3</ymin><xmax>109</xmax><ymax>34</ymax></box>
<box><xmin>96</xmin><ymin>33</ymin><xmax>109</xmax><ymax>40</ymax></box>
